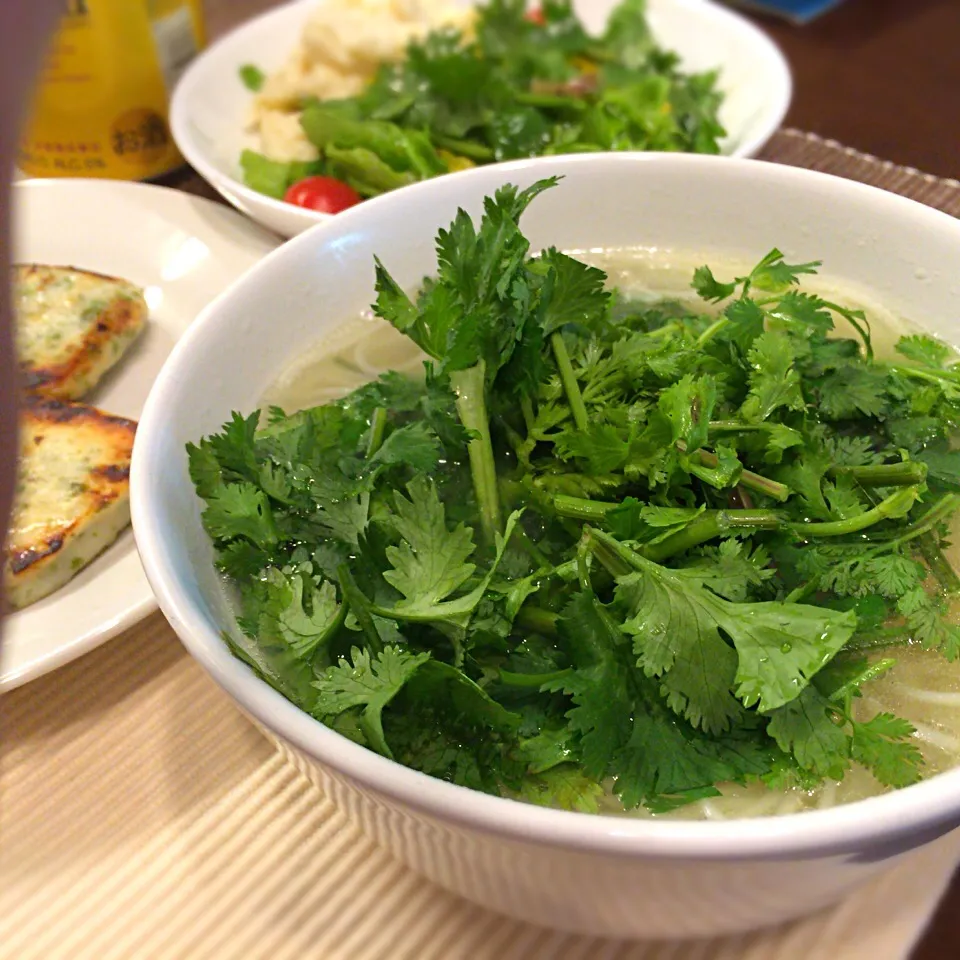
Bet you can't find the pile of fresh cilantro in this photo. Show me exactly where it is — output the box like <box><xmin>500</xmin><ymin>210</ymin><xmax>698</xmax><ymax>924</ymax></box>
<box><xmin>240</xmin><ymin>0</ymin><xmax>725</xmax><ymax>202</ymax></box>
<box><xmin>188</xmin><ymin>177</ymin><xmax>960</xmax><ymax>814</ymax></box>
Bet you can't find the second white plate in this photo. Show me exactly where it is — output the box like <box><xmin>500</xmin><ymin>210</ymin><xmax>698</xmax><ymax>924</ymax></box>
<box><xmin>170</xmin><ymin>0</ymin><xmax>792</xmax><ymax>238</ymax></box>
<box><xmin>1</xmin><ymin>179</ymin><xmax>280</xmax><ymax>691</ymax></box>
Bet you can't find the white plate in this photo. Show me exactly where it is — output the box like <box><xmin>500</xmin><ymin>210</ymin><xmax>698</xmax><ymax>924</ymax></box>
<box><xmin>0</xmin><ymin>179</ymin><xmax>280</xmax><ymax>691</ymax></box>
<box><xmin>170</xmin><ymin>0</ymin><xmax>792</xmax><ymax>238</ymax></box>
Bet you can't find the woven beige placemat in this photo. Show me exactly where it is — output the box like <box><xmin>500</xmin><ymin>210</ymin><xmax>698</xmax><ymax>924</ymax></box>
<box><xmin>4</xmin><ymin>131</ymin><xmax>960</xmax><ymax>960</ymax></box>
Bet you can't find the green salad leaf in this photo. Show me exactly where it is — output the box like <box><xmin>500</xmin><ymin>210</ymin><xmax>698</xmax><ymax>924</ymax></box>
<box><xmin>241</xmin><ymin>0</ymin><xmax>726</xmax><ymax>202</ymax></box>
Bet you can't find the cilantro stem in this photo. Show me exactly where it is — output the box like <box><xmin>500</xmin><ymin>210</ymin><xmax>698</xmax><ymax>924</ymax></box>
<box><xmin>582</xmin><ymin>527</ymin><xmax>643</xmax><ymax>575</ymax></box>
<box><xmin>843</xmin><ymin>628</ymin><xmax>914</xmax><ymax>653</ymax></box>
<box><xmin>366</xmin><ymin>407</ymin><xmax>388</xmax><ymax>458</ymax></box>
<box><xmin>451</xmin><ymin>361</ymin><xmax>502</xmax><ymax>545</ymax></box>
<box><xmin>431</xmin><ymin>134</ymin><xmax>494</xmax><ymax>162</ymax></box>
<box><xmin>552</xmin><ymin>495</ymin><xmax>617</xmax><ymax>523</ymax></box>
<box><xmin>642</xmin><ymin>510</ymin><xmax>781</xmax><ymax>563</ymax></box>
<box><xmin>515</xmin><ymin>91</ymin><xmax>587</xmax><ymax>112</ymax></box>
<box><xmin>788</xmin><ymin>486</ymin><xmax>921</xmax><ymax>538</ymax></box>
<box><xmin>515</xmin><ymin>605</ymin><xmax>559</xmax><ymax>637</ymax></box>
<box><xmin>696</xmin><ymin>318</ymin><xmax>728</xmax><ymax>347</ymax></box>
<box><xmin>498</xmin><ymin>477</ymin><xmax>525</xmax><ymax>509</ymax></box>
<box><xmin>708</xmin><ymin>421</ymin><xmax>767</xmax><ymax>434</ymax></box>
<box><xmin>918</xmin><ymin>533</ymin><xmax>960</xmax><ymax>593</ymax></box>
<box><xmin>869</xmin><ymin>493</ymin><xmax>960</xmax><ymax>547</ymax></box>
<box><xmin>514</xmin><ymin>526</ymin><xmax>552</xmax><ymax>569</ymax></box>
<box><xmin>336</xmin><ymin>564</ymin><xmax>382</xmax><ymax>655</ymax></box>
<box><xmin>822</xmin><ymin>300</ymin><xmax>873</xmax><ymax>359</ymax></box>
<box><xmin>645</xmin><ymin>322</ymin><xmax>681</xmax><ymax>340</ymax></box>
<box><xmin>576</xmin><ymin>542</ymin><xmax>593</xmax><ymax>592</ymax></box>
<box><xmin>498</xmin><ymin>668</ymin><xmax>572</xmax><ymax>688</ymax></box>
<box><xmin>785</xmin><ymin>580</ymin><xmax>818</xmax><ymax>604</ymax></box>
<box><xmin>826</xmin><ymin>657</ymin><xmax>897</xmax><ymax>704</ymax></box>
<box><xmin>551</xmin><ymin>496</ymin><xmax>782</xmax><ymax>557</ymax></box>
<box><xmin>828</xmin><ymin>461</ymin><xmax>927</xmax><ymax>487</ymax></box>
<box><xmin>890</xmin><ymin>364</ymin><xmax>960</xmax><ymax>389</ymax></box>
<box><xmin>691</xmin><ymin>448</ymin><xmax>791</xmax><ymax>502</ymax></box>
<box><xmin>550</xmin><ymin>333</ymin><xmax>589</xmax><ymax>432</ymax></box>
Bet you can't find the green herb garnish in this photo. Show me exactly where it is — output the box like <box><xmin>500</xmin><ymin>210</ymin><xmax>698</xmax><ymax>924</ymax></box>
<box><xmin>189</xmin><ymin>178</ymin><xmax>960</xmax><ymax>813</ymax></box>
<box><xmin>239</xmin><ymin>63</ymin><xmax>266</xmax><ymax>92</ymax></box>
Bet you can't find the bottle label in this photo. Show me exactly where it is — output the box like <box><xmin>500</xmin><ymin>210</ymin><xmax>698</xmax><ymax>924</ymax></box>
<box><xmin>19</xmin><ymin>0</ymin><xmax>206</xmax><ymax>181</ymax></box>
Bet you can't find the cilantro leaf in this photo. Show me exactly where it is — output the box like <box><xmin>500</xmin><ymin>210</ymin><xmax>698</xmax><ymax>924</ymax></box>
<box><xmin>612</xmin><ymin>706</ymin><xmax>773</xmax><ymax>810</ymax></box>
<box><xmin>616</xmin><ymin>553</ymin><xmax>856</xmax><ymax>716</ymax></box>
<box><xmin>722</xmin><ymin>297</ymin><xmax>765</xmax><ymax>351</ymax></box>
<box><xmin>201</xmin><ymin>410</ymin><xmax>261</xmax><ymax>482</ymax></box>
<box><xmin>517</xmin><ymin>765</ymin><xmax>605</xmax><ymax>813</ymax></box>
<box><xmin>259</xmin><ymin>567</ymin><xmax>342</xmax><ymax>660</ymax></box>
<box><xmin>851</xmin><ymin>713</ymin><xmax>923</xmax><ymax>788</ymax></box>
<box><xmin>374</xmin><ymin>477</ymin><xmax>523</xmax><ymax>659</ymax></box>
<box><xmin>200</xmin><ymin>482</ymin><xmax>278</xmax><ymax>548</ymax></box>
<box><xmin>535</xmin><ymin>248</ymin><xmax>610</xmax><ymax>337</ymax></box>
<box><xmin>745</xmin><ymin>248</ymin><xmax>821</xmax><ymax>294</ymax></box>
<box><xmin>618</xmin><ymin>572</ymin><xmax>742</xmax><ymax>735</ymax></box>
<box><xmin>816</xmin><ymin>365</ymin><xmax>889</xmax><ymax>420</ymax></box>
<box><xmin>555</xmin><ymin>422</ymin><xmax>632</xmax><ymax>473</ymax></box>
<box><xmin>308</xmin><ymin>472</ymin><xmax>370</xmax><ymax>547</ymax></box>
<box><xmin>368</xmin><ymin>421</ymin><xmax>444</xmax><ymax>476</ymax></box>
<box><xmin>659</xmin><ymin>374</ymin><xmax>717</xmax><ymax>451</ymax></box>
<box><xmin>897</xmin><ymin>587</ymin><xmax>960</xmax><ymax>660</ymax></box>
<box><xmin>740</xmin><ymin>331</ymin><xmax>805</xmax><ymax>423</ymax></box>
<box><xmin>371</xmin><ymin>263</ymin><xmax>419</xmax><ymax>338</ymax></box>
<box><xmin>544</xmin><ymin>591</ymin><xmax>634</xmax><ymax>778</ymax></box>
<box><xmin>730</xmin><ymin>602</ymin><xmax>856</xmax><ymax>712</ymax></box>
<box><xmin>382</xmin><ymin>475</ymin><xmax>477</xmax><ymax>609</ymax></box>
<box><xmin>823</xmin><ymin>475</ymin><xmax>865</xmax><ymax>521</ymax></box>
<box><xmin>406</xmin><ymin>660</ymin><xmax>521</xmax><ymax>733</ymax></box>
<box><xmin>546</xmin><ymin>589</ymin><xmax>774</xmax><ymax>810</ymax></box>
<box><xmin>821</xmin><ymin>434</ymin><xmax>883</xmax><ymax>467</ymax></box>
<box><xmin>895</xmin><ymin>334</ymin><xmax>952</xmax><ymax>369</ymax></box>
<box><xmin>313</xmin><ymin>645</ymin><xmax>432</xmax><ymax>757</ymax></box>
<box><xmin>766</xmin><ymin>686</ymin><xmax>849</xmax><ymax>780</ymax></box>
<box><xmin>675</xmin><ymin>539</ymin><xmax>775</xmax><ymax>603</ymax></box>
<box><xmin>763</xmin><ymin>423</ymin><xmax>804</xmax><ymax>464</ymax></box>
<box><xmin>691</xmin><ymin>265</ymin><xmax>736</xmax><ymax>303</ymax></box>
<box><xmin>767</xmin><ymin>291</ymin><xmax>834</xmax><ymax>335</ymax></box>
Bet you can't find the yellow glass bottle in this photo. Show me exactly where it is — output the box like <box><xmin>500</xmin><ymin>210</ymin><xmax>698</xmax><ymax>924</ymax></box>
<box><xmin>18</xmin><ymin>0</ymin><xmax>206</xmax><ymax>181</ymax></box>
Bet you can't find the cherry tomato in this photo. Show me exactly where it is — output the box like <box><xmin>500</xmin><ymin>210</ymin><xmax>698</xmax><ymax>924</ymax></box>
<box><xmin>525</xmin><ymin>6</ymin><xmax>545</xmax><ymax>25</ymax></box>
<box><xmin>283</xmin><ymin>176</ymin><xmax>362</xmax><ymax>214</ymax></box>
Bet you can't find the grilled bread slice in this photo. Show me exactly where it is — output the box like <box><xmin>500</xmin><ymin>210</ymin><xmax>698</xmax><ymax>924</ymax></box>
<box><xmin>4</xmin><ymin>397</ymin><xmax>137</xmax><ymax>610</ymax></box>
<box><xmin>14</xmin><ymin>264</ymin><xmax>148</xmax><ymax>400</ymax></box>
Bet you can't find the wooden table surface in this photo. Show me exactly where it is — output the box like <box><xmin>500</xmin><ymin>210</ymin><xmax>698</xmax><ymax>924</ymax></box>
<box><xmin>183</xmin><ymin>1</ymin><xmax>960</xmax><ymax>954</ymax></box>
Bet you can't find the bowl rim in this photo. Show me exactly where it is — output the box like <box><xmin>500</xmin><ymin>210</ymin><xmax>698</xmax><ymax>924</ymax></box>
<box><xmin>168</xmin><ymin>0</ymin><xmax>792</xmax><ymax>236</ymax></box>
<box><xmin>133</xmin><ymin>151</ymin><xmax>960</xmax><ymax>861</ymax></box>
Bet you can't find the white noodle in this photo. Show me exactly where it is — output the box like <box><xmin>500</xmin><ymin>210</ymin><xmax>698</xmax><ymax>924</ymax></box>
<box><xmin>816</xmin><ymin>782</ymin><xmax>838</xmax><ymax>810</ymax></box>
<box><xmin>895</xmin><ymin>687</ymin><xmax>960</xmax><ymax>708</ymax></box>
<box><xmin>908</xmin><ymin>721</ymin><xmax>960</xmax><ymax>754</ymax></box>
<box><xmin>775</xmin><ymin>794</ymin><xmax>805</xmax><ymax>816</ymax></box>
<box><xmin>697</xmin><ymin>801</ymin><xmax>726</xmax><ymax>821</ymax></box>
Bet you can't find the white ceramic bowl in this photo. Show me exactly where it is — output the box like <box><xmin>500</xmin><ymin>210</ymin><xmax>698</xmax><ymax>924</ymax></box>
<box><xmin>170</xmin><ymin>0</ymin><xmax>791</xmax><ymax>238</ymax></box>
<box><xmin>132</xmin><ymin>153</ymin><xmax>960</xmax><ymax>940</ymax></box>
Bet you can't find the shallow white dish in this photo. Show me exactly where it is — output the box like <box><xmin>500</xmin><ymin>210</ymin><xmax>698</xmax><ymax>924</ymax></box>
<box><xmin>132</xmin><ymin>152</ymin><xmax>960</xmax><ymax>940</ymax></box>
<box><xmin>170</xmin><ymin>0</ymin><xmax>792</xmax><ymax>238</ymax></box>
<box><xmin>0</xmin><ymin>179</ymin><xmax>279</xmax><ymax>692</ymax></box>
